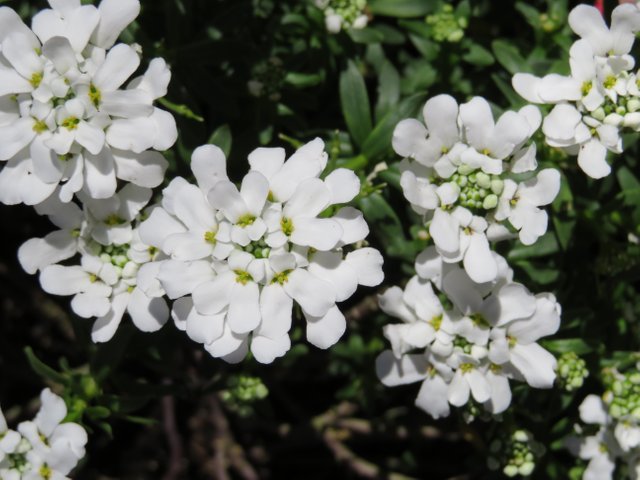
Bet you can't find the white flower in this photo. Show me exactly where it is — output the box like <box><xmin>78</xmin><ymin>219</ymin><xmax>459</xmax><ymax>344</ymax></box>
<box><xmin>393</xmin><ymin>95</ymin><xmax>551</xmax><ymax>282</ymax></box>
<box><xmin>495</xmin><ymin>169</ymin><xmax>561</xmax><ymax>245</ymax></box>
<box><xmin>14</xmin><ymin>388</ymin><xmax>88</xmax><ymax>479</ymax></box>
<box><xmin>512</xmin><ymin>4</ymin><xmax>640</xmax><ymax>179</ymax></box>
<box><xmin>141</xmin><ymin>138</ymin><xmax>383</xmax><ymax>363</ymax></box>
<box><xmin>430</xmin><ymin>206</ymin><xmax>497</xmax><ymax>283</ymax></box>
<box><xmin>26</xmin><ymin>185</ymin><xmax>169</xmax><ymax>342</ymax></box>
<box><xmin>0</xmin><ymin>0</ymin><xmax>175</xmax><ymax>205</ymax></box>
<box><xmin>376</xmin><ymin>268</ymin><xmax>561</xmax><ymax>418</ymax></box>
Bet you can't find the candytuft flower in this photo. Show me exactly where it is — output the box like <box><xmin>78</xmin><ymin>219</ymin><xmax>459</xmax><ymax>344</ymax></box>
<box><xmin>141</xmin><ymin>138</ymin><xmax>384</xmax><ymax>363</ymax></box>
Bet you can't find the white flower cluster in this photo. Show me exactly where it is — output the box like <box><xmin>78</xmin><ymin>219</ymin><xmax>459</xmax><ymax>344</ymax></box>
<box><xmin>314</xmin><ymin>0</ymin><xmax>369</xmax><ymax>34</ymax></box>
<box><xmin>0</xmin><ymin>0</ymin><xmax>177</xmax><ymax>206</ymax></box>
<box><xmin>138</xmin><ymin>138</ymin><xmax>383</xmax><ymax>364</ymax></box>
<box><xmin>392</xmin><ymin>94</ymin><xmax>560</xmax><ymax>283</ymax></box>
<box><xmin>375</xmin><ymin>250</ymin><xmax>560</xmax><ymax>419</ymax></box>
<box><xmin>18</xmin><ymin>185</ymin><xmax>168</xmax><ymax>343</ymax></box>
<box><xmin>0</xmin><ymin>389</ymin><xmax>87</xmax><ymax>480</ymax></box>
<box><xmin>513</xmin><ymin>3</ymin><xmax>640</xmax><ymax>179</ymax></box>
<box><xmin>568</xmin><ymin>370</ymin><xmax>640</xmax><ymax>480</ymax></box>
<box><xmin>5</xmin><ymin>1</ymin><xmax>382</xmax><ymax>367</ymax></box>
<box><xmin>377</xmin><ymin>92</ymin><xmax>564</xmax><ymax>418</ymax></box>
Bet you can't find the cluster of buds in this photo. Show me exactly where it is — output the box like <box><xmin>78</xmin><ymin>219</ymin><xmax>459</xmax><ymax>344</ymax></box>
<box><xmin>247</xmin><ymin>57</ymin><xmax>285</xmax><ymax>102</ymax></box>
<box><xmin>556</xmin><ymin>351</ymin><xmax>589</xmax><ymax>392</ymax></box>
<box><xmin>488</xmin><ymin>429</ymin><xmax>544</xmax><ymax>477</ymax></box>
<box><xmin>425</xmin><ymin>3</ymin><xmax>468</xmax><ymax>43</ymax></box>
<box><xmin>314</xmin><ymin>0</ymin><xmax>369</xmax><ymax>34</ymax></box>
<box><xmin>220</xmin><ymin>375</ymin><xmax>269</xmax><ymax>417</ymax></box>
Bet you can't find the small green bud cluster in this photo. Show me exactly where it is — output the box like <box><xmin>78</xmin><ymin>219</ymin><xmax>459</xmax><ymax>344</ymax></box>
<box><xmin>243</xmin><ymin>238</ymin><xmax>271</xmax><ymax>259</ymax></box>
<box><xmin>98</xmin><ymin>243</ymin><xmax>132</xmax><ymax>269</ymax></box>
<box><xmin>449</xmin><ymin>165</ymin><xmax>504</xmax><ymax>212</ymax></box>
<box><xmin>220</xmin><ymin>375</ymin><xmax>269</xmax><ymax>417</ymax></box>
<box><xmin>326</xmin><ymin>0</ymin><xmax>367</xmax><ymax>25</ymax></box>
<box><xmin>556</xmin><ymin>352</ymin><xmax>589</xmax><ymax>392</ymax></box>
<box><xmin>589</xmin><ymin>94</ymin><xmax>637</xmax><ymax>121</ymax></box>
<box><xmin>453</xmin><ymin>335</ymin><xmax>473</xmax><ymax>355</ymax></box>
<box><xmin>248</xmin><ymin>57</ymin><xmax>285</xmax><ymax>102</ymax></box>
<box><xmin>425</xmin><ymin>4</ymin><xmax>467</xmax><ymax>43</ymax></box>
<box><xmin>488</xmin><ymin>430</ymin><xmax>541</xmax><ymax>478</ymax></box>
<box><xmin>603</xmin><ymin>370</ymin><xmax>640</xmax><ymax>421</ymax></box>
<box><xmin>7</xmin><ymin>439</ymin><xmax>32</xmax><ymax>473</ymax></box>
<box><xmin>539</xmin><ymin>13</ymin><xmax>561</xmax><ymax>33</ymax></box>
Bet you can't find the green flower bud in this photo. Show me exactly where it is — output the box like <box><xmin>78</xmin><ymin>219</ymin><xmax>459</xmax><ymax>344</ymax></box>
<box><xmin>483</xmin><ymin>194</ymin><xmax>498</xmax><ymax>210</ymax></box>
<box><xmin>458</xmin><ymin>164</ymin><xmax>475</xmax><ymax>175</ymax></box>
<box><xmin>490</xmin><ymin>179</ymin><xmax>504</xmax><ymax>195</ymax></box>
<box><xmin>592</xmin><ymin>107</ymin><xmax>606</xmax><ymax>121</ymax></box>
<box><xmin>476</xmin><ymin>172</ymin><xmax>491</xmax><ymax>189</ymax></box>
<box><xmin>627</xmin><ymin>99</ymin><xmax>640</xmax><ymax>113</ymax></box>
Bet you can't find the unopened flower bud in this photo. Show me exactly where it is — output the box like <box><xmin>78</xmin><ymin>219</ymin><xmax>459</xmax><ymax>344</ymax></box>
<box><xmin>627</xmin><ymin>98</ymin><xmax>640</xmax><ymax>112</ymax></box>
<box><xmin>483</xmin><ymin>194</ymin><xmax>499</xmax><ymax>210</ymax></box>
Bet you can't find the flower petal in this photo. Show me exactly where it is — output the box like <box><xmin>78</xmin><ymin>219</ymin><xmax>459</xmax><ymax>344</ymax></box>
<box><xmin>305</xmin><ymin>305</ymin><xmax>346</xmax><ymax>349</ymax></box>
<box><xmin>191</xmin><ymin>144</ymin><xmax>228</xmax><ymax>193</ymax></box>
<box><xmin>284</xmin><ymin>268</ymin><xmax>335</xmax><ymax>317</ymax></box>
<box><xmin>578</xmin><ymin>139</ymin><xmax>611</xmax><ymax>179</ymax></box>
<box><xmin>91</xmin><ymin>0</ymin><xmax>140</xmax><ymax>49</ymax></box>
<box><xmin>375</xmin><ymin>350</ymin><xmax>429</xmax><ymax>386</ymax></box>
<box><xmin>127</xmin><ymin>287</ymin><xmax>168</xmax><ymax>332</ymax></box>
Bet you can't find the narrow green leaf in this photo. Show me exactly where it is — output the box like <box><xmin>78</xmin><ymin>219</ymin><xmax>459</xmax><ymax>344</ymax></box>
<box><xmin>462</xmin><ymin>43</ymin><xmax>494</xmax><ymax>67</ymax></box>
<box><xmin>284</xmin><ymin>71</ymin><xmax>326</xmax><ymax>88</ymax></box>
<box><xmin>348</xmin><ymin>27</ymin><xmax>385</xmax><ymax>44</ymax></box>
<box><xmin>508</xmin><ymin>232</ymin><xmax>559</xmax><ymax>260</ymax></box>
<box><xmin>24</xmin><ymin>347</ymin><xmax>69</xmax><ymax>385</ymax></box>
<box><xmin>542</xmin><ymin>338</ymin><xmax>594</xmax><ymax>355</ymax></box>
<box><xmin>157</xmin><ymin>97</ymin><xmax>204</xmax><ymax>122</ymax></box>
<box><xmin>339</xmin><ymin>61</ymin><xmax>372</xmax><ymax>148</ymax></box>
<box><xmin>369</xmin><ymin>0</ymin><xmax>432</xmax><ymax>18</ymax></box>
<box><xmin>375</xmin><ymin>61</ymin><xmax>400</xmax><ymax>121</ymax></box>
<box><xmin>369</xmin><ymin>24</ymin><xmax>405</xmax><ymax>45</ymax></box>
<box><xmin>491</xmin><ymin>73</ymin><xmax>526</xmax><ymax>107</ymax></box>
<box><xmin>617</xmin><ymin>166</ymin><xmax>640</xmax><ymax>206</ymax></box>
<box><xmin>358</xmin><ymin>193</ymin><xmax>413</xmax><ymax>260</ymax></box>
<box><xmin>362</xmin><ymin>93</ymin><xmax>426</xmax><ymax>161</ymax></box>
<box><xmin>208</xmin><ymin>124</ymin><xmax>232</xmax><ymax>158</ymax></box>
<box><xmin>491</xmin><ymin>40</ymin><xmax>528</xmax><ymax>75</ymax></box>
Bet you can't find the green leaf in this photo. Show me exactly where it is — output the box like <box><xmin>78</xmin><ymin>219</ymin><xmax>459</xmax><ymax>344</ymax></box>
<box><xmin>369</xmin><ymin>24</ymin><xmax>405</xmax><ymax>45</ymax></box>
<box><xmin>491</xmin><ymin>73</ymin><xmax>524</xmax><ymax>107</ymax></box>
<box><xmin>369</xmin><ymin>0</ymin><xmax>433</xmax><ymax>18</ymax></box>
<box><xmin>617</xmin><ymin>166</ymin><xmax>640</xmax><ymax>206</ymax></box>
<box><xmin>515</xmin><ymin>2</ymin><xmax>542</xmax><ymax>30</ymax></box>
<box><xmin>208</xmin><ymin>124</ymin><xmax>232</xmax><ymax>158</ymax></box>
<box><xmin>491</xmin><ymin>39</ymin><xmax>528</xmax><ymax>75</ymax></box>
<box><xmin>348</xmin><ymin>27</ymin><xmax>385</xmax><ymax>44</ymax></box>
<box><xmin>86</xmin><ymin>406</ymin><xmax>111</xmax><ymax>420</ymax></box>
<box><xmin>284</xmin><ymin>71</ymin><xmax>326</xmax><ymax>88</ymax></box>
<box><xmin>358</xmin><ymin>193</ymin><xmax>413</xmax><ymax>260</ymax></box>
<box><xmin>24</xmin><ymin>347</ymin><xmax>69</xmax><ymax>385</ymax></box>
<box><xmin>374</xmin><ymin>61</ymin><xmax>400</xmax><ymax>120</ymax></box>
<box><xmin>542</xmin><ymin>338</ymin><xmax>594</xmax><ymax>355</ymax></box>
<box><xmin>462</xmin><ymin>43</ymin><xmax>495</xmax><ymax>67</ymax></box>
<box><xmin>514</xmin><ymin>260</ymin><xmax>560</xmax><ymax>285</ymax></box>
<box><xmin>339</xmin><ymin>60</ymin><xmax>372</xmax><ymax>148</ymax></box>
<box><xmin>362</xmin><ymin>93</ymin><xmax>425</xmax><ymax>161</ymax></box>
<box><xmin>508</xmin><ymin>232</ymin><xmax>559</xmax><ymax>260</ymax></box>
<box><xmin>96</xmin><ymin>421</ymin><xmax>113</xmax><ymax>438</ymax></box>
<box><xmin>156</xmin><ymin>97</ymin><xmax>204</xmax><ymax>122</ymax></box>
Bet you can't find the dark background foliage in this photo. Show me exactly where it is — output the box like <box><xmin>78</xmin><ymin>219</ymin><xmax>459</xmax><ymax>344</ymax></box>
<box><xmin>1</xmin><ymin>0</ymin><xmax>639</xmax><ymax>478</ymax></box>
